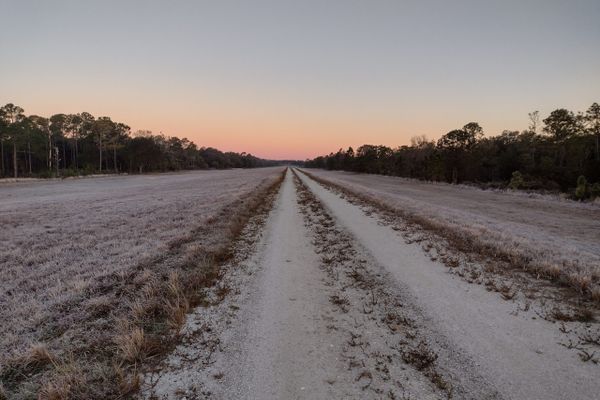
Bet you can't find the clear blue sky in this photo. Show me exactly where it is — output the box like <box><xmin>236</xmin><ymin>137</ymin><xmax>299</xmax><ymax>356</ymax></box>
<box><xmin>1</xmin><ymin>0</ymin><xmax>599</xmax><ymax>159</ymax></box>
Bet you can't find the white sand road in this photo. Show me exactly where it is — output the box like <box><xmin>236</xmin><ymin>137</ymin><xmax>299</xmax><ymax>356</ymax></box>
<box><xmin>143</xmin><ymin>168</ymin><xmax>599</xmax><ymax>400</ymax></box>
<box><xmin>207</xmin><ymin>168</ymin><xmax>355</xmax><ymax>399</ymax></box>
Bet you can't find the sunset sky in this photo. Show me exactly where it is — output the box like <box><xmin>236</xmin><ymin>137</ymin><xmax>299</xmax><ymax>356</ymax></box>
<box><xmin>1</xmin><ymin>0</ymin><xmax>599</xmax><ymax>160</ymax></box>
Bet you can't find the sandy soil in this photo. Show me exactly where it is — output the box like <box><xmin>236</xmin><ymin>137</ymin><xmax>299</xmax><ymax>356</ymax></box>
<box><xmin>0</xmin><ymin>168</ymin><xmax>283</xmax><ymax>358</ymax></box>
<box><xmin>305</xmin><ymin>169</ymin><xmax>600</xmax><ymax>281</ymax></box>
<box><xmin>142</xmin><ymin>168</ymin><xmax>598</xmax><ymax>399</ymax></box>
<box><xmin>208</xmin><ymin>170</ymin><xmax>351</xmax><ymax>399</ymax></box>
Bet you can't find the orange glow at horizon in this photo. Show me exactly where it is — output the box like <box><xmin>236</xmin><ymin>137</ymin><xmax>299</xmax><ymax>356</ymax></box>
<box><xmin>5</xmin><ymin>98</ymin><xmax>451</xmax><ymax>160</ymax></box>
<box><xmin>7</xmin><ymin>94</ymin><xmax>598</xmax><ymax>161</ymax></box>
<box><xmin>2</xmin><ymin>1</ymin><xmax>599</xmax><ymax>161</ymax></box>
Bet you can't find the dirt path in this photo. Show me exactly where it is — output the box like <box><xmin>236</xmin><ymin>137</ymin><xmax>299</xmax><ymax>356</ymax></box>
<box><xmin>297</xmin><ymin>169</ymin><xmax>600</xmax><ymax>400</ymax></box>
<box><xmin>142</xmin><ymin>168</ymin><xmax>598</xmax><ymax>400</ymax></box>
<box><xmin>211</xmin><ymin>168</ymin><xmax>350</xmax><ymax>399</ymax></box>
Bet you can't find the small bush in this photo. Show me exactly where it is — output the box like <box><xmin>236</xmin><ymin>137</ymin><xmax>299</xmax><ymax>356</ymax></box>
<box><xmin>35</xmin><ymin>170</ymin><xmax>55</xmax><ymax>179</ymax></box>
<box><xmin>60</xmin><ymin>169</ymin><xmax>78</xmax><ymax>178</ymax></box>
<box><xmin>509</xmin><ymin>171</ymin><xmax>524</xmax><ymax>190</ymax></box>
<box><xmin>575</xmin><ymin>175</ymin><xmax>587</xmax><ymax>200</ymax></box>
<box><xmin>590</xmin><ymin>182</ymin><xmax>600</xmax><ymax>199</ymax></box>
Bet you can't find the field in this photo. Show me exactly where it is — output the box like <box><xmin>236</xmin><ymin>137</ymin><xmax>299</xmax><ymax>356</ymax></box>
<box><xmin>306</xmin><ymin>169</ymin><xmax>600</xmax><ymax>295</ymax></box>
<box><xmin>1</xmin><ymin>167</ymin><xmax>599</xmax><ymax>400</ymax></box>
<box><xmin>0</xmin><ymin>168</ymin><xmax>285</xmax><ymax>398</ymax></box>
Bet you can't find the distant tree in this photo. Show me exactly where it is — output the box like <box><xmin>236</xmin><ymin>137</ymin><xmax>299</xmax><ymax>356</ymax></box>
<box><xmin>93</xmin><ymin>117</ymin><xmax>115</xmax><ymax>171</ymax></box>
<box><xmin>528</xmin><ymin>111</ymin><xmax>540</xmax><ymax>134</ymax></box>
<box><xmin>106</xmin><ymin>122</ymin><xmax>129</xmax><ymax>172</ymax></box>
<box><xmin>29</xmin><ymin>115</ymin><xmax>52</xmax><ymax>170</ymax></box>
<box><xmin>462</xmin><ymin>122</ymin><xmax>484</xmax><ymax>140</ymax></box>
<box><xmin>585</xmin><ymin>102</ymin><xmax>600</xmax><ymax>161</ymax></box>
<box><xmin>64</xmin><ymin>114</ymin><xmax>83</xmax><ymax>169</ymax></box>
<box><xmin>437</xmin><ymin>125</ymin><xmax>482</xmax><ymax>151</ymax></box>
<box><xmin>542</xmin><ymin>109</ymin><xmax>581</xmax><ymax>141</ymax></box>
<box><xmin>0</xmin><ymin>103</ymin><xmax>25</xmax><ymax>177</ymax></box>
<box><xmin>49</xmin><ymin>114</ymin><xmax>70</xmax><ymax>169</ymax></box>
<box><xmin>0</xmin><ymin>111</ymin><xmax>7</xmax><ymax>175</ymax></box>
<box><xmin>307</xmin><ymin>105</ymin><xmax>600</xmax><ymax>193</ymax></box>
<box><xmin>437</xmin><ymin>123</ymin><xmax>483</xmax><ymax>183</ymax></box>
<box><xmin>18</xmin><ymin>117</ymin><xmax>37</xmax><ymax>174</ymax></box>
<box><xmin>1</xmin><ymin>104</ymin><xmax>277</xmax><ymax>176</ymax></box>
<box><xmin>124</xmin><ymin>135</ymin><xmax>162</xmax><ymax>173</ymax></box>
<box><xmin>410</xmin><ymin>134</ymin><xmax>430</xmax><ymax>148</ymax></box>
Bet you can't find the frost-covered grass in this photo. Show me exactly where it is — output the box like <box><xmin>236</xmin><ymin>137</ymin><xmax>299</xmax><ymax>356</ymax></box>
<box><xmin>0</xmin><ymin>168</ymin><xmax>282</xmax><ymax>360</ymax></box>
<box><xmin>303</xmin><ymin>169</ymin><xmax>600</xmax><ymax>298</ymax></box>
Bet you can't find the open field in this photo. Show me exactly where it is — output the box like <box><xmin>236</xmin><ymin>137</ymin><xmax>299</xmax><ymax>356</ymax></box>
<box><xmin>0</xmin><ymin>168</ymin><xmax>285</xmax><ymax>398</ymax></box>
<box><xmin>305</xmin><ymin>169</ymin><xmax>600</xmax><ymax>296</ymax></box>
<box><xmin>2</xmin><ymin>167</ymin><xmax>598</xmax><ymax>399</ymax></box>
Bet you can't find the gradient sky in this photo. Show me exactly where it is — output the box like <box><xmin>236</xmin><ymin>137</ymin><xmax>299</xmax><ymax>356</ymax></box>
<box><xmin>1</xmin><ymin>0</ymin><xmax>599</xmax><ymax>160</ymax></box>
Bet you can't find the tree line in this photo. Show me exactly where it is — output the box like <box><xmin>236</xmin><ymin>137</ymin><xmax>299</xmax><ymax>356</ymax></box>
<box><xmin>305</xmin><ymin>103</ymin><xmax>600</xmax><ymax>198</ymax></box>
<box><xmin>0</xmin><ymin>103</ymin><xmax>279</xmax><ymax>178</ymax></box>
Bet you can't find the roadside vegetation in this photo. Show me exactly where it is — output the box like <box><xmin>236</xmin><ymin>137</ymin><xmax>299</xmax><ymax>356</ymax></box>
<box><xmin>306</xmin><ymin>104</ymin><xmax>600</xmax><ymax>199</ymax></box>
<box><xmin>0</xmin><ymin>103</ymin><xmax>282</xmax><ymax>179</ymax></box>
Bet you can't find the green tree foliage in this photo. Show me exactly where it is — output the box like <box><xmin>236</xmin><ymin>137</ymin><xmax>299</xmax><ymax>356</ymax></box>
<box><xmin>305</xmin><ymin>104</ymin><xmax>599</xmax><ymax>193</ymax></box>
<box><xmin>0</xmin><ymin>104</ymin><xmax>279</xmax><ymax>177</ymax></box>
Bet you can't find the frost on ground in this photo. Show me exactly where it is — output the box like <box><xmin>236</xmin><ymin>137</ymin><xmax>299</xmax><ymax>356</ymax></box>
<box><xmin>293</xmin><ymin>172</ymin><xmax>458</xmax><ymax>399</ymax></box>
<box><xmin>296</xmin><ymin>169</ymin><xmax>600</xmax><ymax>400</ymax></box>
<box><xmin>143</xmin><ymin>169</ymin><xmax>598</xmax><ymax>400</ymax></box>
<box><xmin>0</xmin><ymin>168</ymin><xmax>282</xmax><ymax>361</ymax></box>
<box><xmin>143</xmin><ymin>169</ymin><xmax>456</xmax><ymax>400</ymax></box>
<box><xmin>304</xmin><ymin>169</ymin><xmax>600</xmax><ymax>296</ymax></box>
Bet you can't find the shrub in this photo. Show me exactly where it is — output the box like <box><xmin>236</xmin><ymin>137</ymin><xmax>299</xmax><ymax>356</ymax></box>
<box><xmin>590</xmin><ymin>182</ymin><xmax>600</xmax><ymax>199</ymax></box>
<box><xmin>509</xmin><ymin>171</ymin><xmax>524</xmax><ymax>190</ymax></box>
<box><xmin>60</xmin><ymin>169</ymin><xmax>78</xmax><ymax>178</ymax></box>
<box><xmin>35</xmin><ymin>170</ymin><xmax>55</xmax><ymax>179</ymax></box>
<box><xmin>575</xmin><ymin>175</ymin><xmax>587</xmax><ymax>200</ymax></box>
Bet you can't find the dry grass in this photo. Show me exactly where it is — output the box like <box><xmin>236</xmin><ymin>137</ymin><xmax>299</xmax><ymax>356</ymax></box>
<box><xmin>0</xmin><ymin>168</ymin><xmax>285</xmax><ymax>399</ymax></box>
<box><xmin>301</xmin><ymin>169</ymin><xmax>600</xmax><ymax>303</ymax></box>
<box><xmin>116</xmin><ymin>327</ymin><xmax>146</xmax><ymax>364</ymax></box>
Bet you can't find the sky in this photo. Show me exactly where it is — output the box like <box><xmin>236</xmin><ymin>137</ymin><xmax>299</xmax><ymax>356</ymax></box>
<box><xmin>1</xmin><ymin>1</ymin><xmax>599</xmax><ymax>160</ymax></box>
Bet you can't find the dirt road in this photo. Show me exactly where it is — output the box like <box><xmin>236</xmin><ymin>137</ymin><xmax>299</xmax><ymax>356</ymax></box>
<box><xmin>209</xmin><ymin>168</ymin><xmax>349</xmax><ymax>399</ymax></box>
<box><xmin>143</xmin><ymin>168</ymin><xmax>599</xmax><ymax>400</ymax></box>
